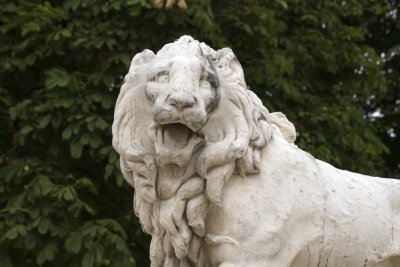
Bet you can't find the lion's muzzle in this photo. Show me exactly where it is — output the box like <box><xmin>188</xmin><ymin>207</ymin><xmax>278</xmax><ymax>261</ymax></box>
<box><xmin>166</xmin><ymin>91</ymin><xmax>197</xmax><ymax>111</ymax></box>
<box><xmin>152</xmin><ymin>90</ymin><xmax>207</xmax><ymax>133</ymax></box>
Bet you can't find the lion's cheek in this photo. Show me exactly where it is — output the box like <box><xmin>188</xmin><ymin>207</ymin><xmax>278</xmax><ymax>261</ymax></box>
<box><xmin>183</xmin><ymin>107</ymin><xmax>207</xmax><ymax>130</ymax></box>
<box><xmin>201</xmin><ymin>119</ymin><xmax>227</xmax><ymax>143</ymax></box>
<box><xmin>153</xmin><ymin>102</ymin><xmax>175</xmax><ymax>124</ymax></box>
<box><xmin>205</xmin><ymin>130</ymin><xmax>225</xmax><ymax>143</ymax></box>
<box><xmin>145</xmin><ymin>82</ymin><xmax>165</xmax><ymax>102</ymax></box>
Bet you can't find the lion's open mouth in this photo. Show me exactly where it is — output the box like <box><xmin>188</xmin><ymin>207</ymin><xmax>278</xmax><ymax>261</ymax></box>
<box><xmin>155</xmin><ymin>123</ymin><xmax>205</xmax><ymax>168</ymax></box>
<box><xmin>159</xmin><ymin>123</ymin><xmax>194</xmax><ymax>149</ymax></box>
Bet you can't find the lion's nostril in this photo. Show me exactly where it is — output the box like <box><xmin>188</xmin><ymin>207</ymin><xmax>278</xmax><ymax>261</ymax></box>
<box><xmin>168</xmin><ymin>93</ymin><xmax>195</xmax><ymax>110</ymax></box>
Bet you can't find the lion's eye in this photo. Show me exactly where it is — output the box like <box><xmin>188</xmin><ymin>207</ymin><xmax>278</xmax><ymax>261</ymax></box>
<box><xmin>153</xmin><ymin>72</ymin><xmax>169</xmax><ymax>83</ymax></box>
<box><xmin>200</xmin><ymin>72</ymin><xmax>218</xmax><ymax>89</ymax></box>
<box><xmin>199</xmin><ymin>79</ymin><xmax>211</xmax><ymax>89</ymax></box>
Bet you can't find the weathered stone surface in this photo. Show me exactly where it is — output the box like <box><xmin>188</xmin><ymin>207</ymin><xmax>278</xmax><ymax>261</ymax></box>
<box><xmin>112</xmin><ymin>36</ymin><xmax>400</xmax><ymax>267</ymax></box>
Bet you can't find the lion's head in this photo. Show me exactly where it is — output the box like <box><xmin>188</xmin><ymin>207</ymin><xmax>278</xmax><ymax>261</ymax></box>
<box><xmin>112</xmin><ymin>36</ymin><xmax>296</xmax><ymax>266</ymax></box>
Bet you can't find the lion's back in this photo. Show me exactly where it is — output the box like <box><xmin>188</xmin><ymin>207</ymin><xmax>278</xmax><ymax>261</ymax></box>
<box><xmin>314</xmin><ymin>159</ymin><xmax>400</xmax><ymax>264</ymax></box>
<box><xmin>205</xmin><ymin>132</ymin><xmax>400</xmax><ymax>266</ymax></box>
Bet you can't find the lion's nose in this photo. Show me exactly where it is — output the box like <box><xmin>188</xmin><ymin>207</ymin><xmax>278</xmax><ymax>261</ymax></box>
<box><xmin>167</xmin><ymin>92</ymin><xmax>196</xmax><ymax>111</ymax></box>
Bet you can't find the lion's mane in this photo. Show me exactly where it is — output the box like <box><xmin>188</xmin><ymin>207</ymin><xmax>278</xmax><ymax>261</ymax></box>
<box><xmin>112</xmin><ymin>36</ymin><xmax>296</xmax><ymax>267</ymax></box>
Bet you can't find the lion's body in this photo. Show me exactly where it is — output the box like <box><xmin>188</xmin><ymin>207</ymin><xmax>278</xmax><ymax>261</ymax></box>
<box><xmin>113</xmin><ymin>36</ymin><xmax>400</xmax><ymax>267</ymax></box>
<box><xmin>205</xmin><ymin>127</ymin><xmax>400</xmax><ymax>267</ymax></box>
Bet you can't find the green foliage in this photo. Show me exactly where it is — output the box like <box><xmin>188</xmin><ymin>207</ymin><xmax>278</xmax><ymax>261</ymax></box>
<box><xmin>364</xmin><ymin>0</ymin><xmax>400</xmax><ymax>177</ymax></box>
<box><xmin>0</xmin><ymin>0</ymin><xmax>398</xmax><ymax>266</ymax></box>
<box><xmin>211</xmin><ymin>0</ymin><xmax>395</xmax><ymax>175</ymax></box>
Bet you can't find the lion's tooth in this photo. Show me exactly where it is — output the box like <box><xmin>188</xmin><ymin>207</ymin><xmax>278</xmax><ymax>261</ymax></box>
<box><xmin>156</xmin><ymin>125</ymin><xmax>164</xmax><ymax>143</ymax></box>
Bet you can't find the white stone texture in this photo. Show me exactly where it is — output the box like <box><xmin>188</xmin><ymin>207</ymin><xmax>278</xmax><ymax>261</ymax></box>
<box><xmin>112</xmin><ymin>36</ymin><xmax>400</xmax><ymax>267</ymax></box>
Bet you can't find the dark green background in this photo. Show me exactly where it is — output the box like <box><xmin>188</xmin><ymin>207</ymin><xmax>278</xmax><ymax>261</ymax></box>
<box><xmin>1</xmin><ymin>0</ymin><xmax>399</xmax><ymax>266</ymax></box>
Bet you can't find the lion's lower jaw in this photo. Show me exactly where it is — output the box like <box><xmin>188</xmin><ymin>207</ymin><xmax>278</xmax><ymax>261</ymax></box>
<box><xmin>155</xmin><ymin>123</ymin><xmax>205</xmax><ymax>168</ymax></box>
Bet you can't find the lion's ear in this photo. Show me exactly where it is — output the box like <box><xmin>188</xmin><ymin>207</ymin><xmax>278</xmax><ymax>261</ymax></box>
<box><xmin>128</xmin><ymin>49</ymin><xmax>155</xmax><ymax>73</ymax></box>
<box><xmin>217</xmin><ymin>48</ymin><xmax>245</xmax><ymax>83</ymax></box>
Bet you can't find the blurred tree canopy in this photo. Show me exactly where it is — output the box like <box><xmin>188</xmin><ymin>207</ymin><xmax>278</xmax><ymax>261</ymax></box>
<box><xmin>0</xmin><ymin>0</ymin><xmax>399</xmax><ymax>266</ymax></box>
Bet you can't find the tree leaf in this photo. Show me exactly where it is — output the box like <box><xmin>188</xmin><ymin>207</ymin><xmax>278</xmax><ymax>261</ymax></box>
<box><xmin>45</xmin><ymin>69</ymin><xmax>70</xmax><ymax>89</ymax></box>
<box><xmin>65</xmin><ymin>234</ymin><xmax>82</xmax><ymax>254</ymax></box>
<box><xmin>38</xmin><ymin>115</ymin><xmax>52</xmax><ymax>129</ymax></box>
<box><xmin>62</xmin><ymin>127</ymin><xmax>72</xmax><ymax>140</ymax></box>
<box><xmin>81</xmin><ymin>248</ymin><xmax>95</xmax><ymax>267</ymax></box>
<box><xmin>70</xmin><ymin>142</ymin><xmax>83</xmax><ymax>158</ymax></box>
<box><xmin>24</xmin><ymin>234</ymin><xmax>36</xmax><ymax>250</ymax></box>
<box><xmin>36</xmin><ymin>242</ymin><xmax>58</xmax><ymax>265</ymax></box>
<box><xmin>4</xmin><ymin>227</ymin><xmax>18</xmax><ymax>240</ymax></box>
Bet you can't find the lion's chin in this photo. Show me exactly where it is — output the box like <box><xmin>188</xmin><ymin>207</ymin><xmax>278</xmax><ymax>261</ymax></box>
<box><xmin>155</xmin><ymin>123</ymin><xmax>205</xmax><ymax>168</ymax></box>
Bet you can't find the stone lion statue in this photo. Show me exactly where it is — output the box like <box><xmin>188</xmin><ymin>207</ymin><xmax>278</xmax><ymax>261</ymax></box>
<box><xmin>112</xmin><ymin>36</ymin><xmax>400</xmax><ymax>267</ymax></box>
